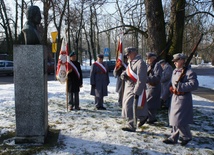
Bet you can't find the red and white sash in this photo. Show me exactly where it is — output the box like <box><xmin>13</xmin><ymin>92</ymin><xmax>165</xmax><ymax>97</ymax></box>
<box><xmin>126</xmin><ymin>63</ymin><xmax>137</xmax><ymax>82</ymax></box>
<box><xmin>67</xmin><ymin>56</ymin><xmax>80</xmax><ymax>79</ymax></box>
<box><xmin>94</xmin><ymin>61</ymin><xmax>107</xmax><ymax>73</ymax></box>
<box><xmin>126</xmin><ymin>63</ymin><xmax>146</xmax><ymax>107</ymax></box>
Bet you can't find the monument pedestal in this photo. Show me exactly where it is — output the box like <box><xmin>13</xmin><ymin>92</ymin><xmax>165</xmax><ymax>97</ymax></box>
<box><xmin>13</xmin><ymin>45</ymin><xmax>48</xmax><ymax>144</ymax></box>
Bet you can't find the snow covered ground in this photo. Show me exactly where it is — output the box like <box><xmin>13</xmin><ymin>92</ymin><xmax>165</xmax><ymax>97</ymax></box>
<box><xmin>0</xmin><ymin>65</ymin><xmax>214</xmax><ymax>155</ymax></box>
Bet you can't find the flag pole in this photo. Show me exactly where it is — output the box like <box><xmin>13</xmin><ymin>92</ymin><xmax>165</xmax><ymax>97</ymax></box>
<box><xmin>66</xmin><ymin>78</ymin><xmax>68</xmax><ymax>112</ymax></box>
<box><xmin>66</xmin><ymin>32</ymin><xmax>69</xmax><ymax>112</ymax></box>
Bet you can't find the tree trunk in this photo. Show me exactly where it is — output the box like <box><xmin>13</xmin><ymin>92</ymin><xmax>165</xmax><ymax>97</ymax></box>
<box><xmin>14</xmin><ymin>0</ymin><xmax>18</xmax><ymax>43</ymax></box>
<box><xmin>144</xmin><ymin>0</ymin><xmax>166</xmax><ymax>55</ymax></box>
<box><xmin>43</xmin><ymin>0</ymin><xmax>50</xmax><ymax>45</ymax></box>
<box><xmin>90</xmin><ymin>5</ymin><xmax>96</xmax><ymax>61</ymax></box>
<box><xmin>168</xmin><ymin>0</ymin><xmax>186</xmax><ymax>57</ymax></box>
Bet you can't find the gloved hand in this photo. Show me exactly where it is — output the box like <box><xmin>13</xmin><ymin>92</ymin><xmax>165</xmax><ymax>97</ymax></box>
<box><xmin>169</xmin><ymin>86</ymin><xmax>178</xmax><ymax>94</ymax></box>
<box><xmin>120</xmin><ymin>71</ymin><xmax>128</xmax><ymax>80</ymax></box>
<box><xmin>134</xmin><ymin>95</ymin><xmax>139</xmax><ymax>99</ymax></box>
<box><xmin>169</xmin><ymin>86</ymin><xmax>174</xmax><ymax>93</ymax></box>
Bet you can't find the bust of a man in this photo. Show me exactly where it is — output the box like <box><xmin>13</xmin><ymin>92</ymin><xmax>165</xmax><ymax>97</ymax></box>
<box><xmin>20</xmin><ymin>5</ymin><xmax>42</xmax><ymax>45</ymax></box>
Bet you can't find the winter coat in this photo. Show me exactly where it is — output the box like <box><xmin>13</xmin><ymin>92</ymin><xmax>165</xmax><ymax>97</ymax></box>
<box><xmin>146</xmin><ymin>62</ymin><xmax>163</xmax><ymax>109</ymax></box>
<box><xmin>121</xmin><ymin>55</ymin><xmax>148</xmax><ymax>118</ymax></box>
<box><xmin>113</xmin><ymin>65</ymin><xmax>126</xmax><ymax>93</ymax></box>
<box><xmin>160</xmin><ymin>62</ymin><xmax>173</xmax><ymax>101</ymax></box>
<box><xmin>169</xmin><ymin>67</ymin><xmax>198</xmax><ymax>126</ymax></box>
<box><xmin>90</xmin><ymin>62</ymin><xmax>110</xmax><ymax>97</ymax></box>
<box><xmin>67</xmin><ymin>61</ymin><xmax>83</xmax><ymax>93</ymax></box>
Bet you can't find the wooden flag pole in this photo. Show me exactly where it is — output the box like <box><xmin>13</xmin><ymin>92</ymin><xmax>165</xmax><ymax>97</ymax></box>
<box><xmin>66</xmin><ymin>79</ymin><xmax>68</xmax><ymax>112</ymax></box>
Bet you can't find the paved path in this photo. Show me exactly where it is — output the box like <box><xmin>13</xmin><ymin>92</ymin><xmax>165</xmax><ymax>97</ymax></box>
<box><xmin>192</xmin><ymin>87</ymin><xmax>214</xmax><ymax>102</ymax></box>
<box><xmin>191</xmin><ymin>66</ymin><xmax>214</xmax><ymax>102</ymax></box>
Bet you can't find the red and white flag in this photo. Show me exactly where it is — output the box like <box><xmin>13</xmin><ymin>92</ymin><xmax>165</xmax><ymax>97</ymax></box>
<box><xmin>56</xmin><ymin>37</ymin><xmax>81</xmax><ymax>84</ymax></box>
<box><xmin>114</xmin><ymin>34</ymin><xmax>125</xmax><ymax>71</ymax></box>
<box><xmin>56</xmin><ymin>38</ymin><xmax>69</xmax><ymax>84</ymax></box>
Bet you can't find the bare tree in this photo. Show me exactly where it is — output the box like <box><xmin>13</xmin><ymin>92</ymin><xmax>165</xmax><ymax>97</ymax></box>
<box><xmin>50</xmin><ymin>0</ymin><xmax>68</xmax><ymax>53</ymax></box>
<box><xmin>0</xmin><ymin>0</ymin><xmax>13</xmax><ymax>56</ymax></box>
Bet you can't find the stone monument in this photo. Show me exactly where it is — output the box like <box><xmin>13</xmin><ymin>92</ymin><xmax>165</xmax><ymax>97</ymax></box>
<box><xmin>14</xmin><ymin>5</ymin><xmax>48</xmax><ymax>143</ymax></box>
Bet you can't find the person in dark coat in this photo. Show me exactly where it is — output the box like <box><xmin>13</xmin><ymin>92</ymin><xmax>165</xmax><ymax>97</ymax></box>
<box><xmin>90</xmin><ymin>54</ymin><xmax>110</xmax><ymax>110</ymax></box>
<box><xmin>67</xmin><ymin>52</ymin><xmax>83</xmax><ymax>110</ymax></box>
<box><xmin>113</xmin><ymin>55</ymin><xmax>128</xmax><ymax>108</ymax></box>
<box><xmin>163</xmin><ymin>53</ymin><xmax>198</xmax><ymax>146</ymax></box>
<box><xmin>159</xmin><ymin>59</ymin><xmax>173</xmax><ymax>109</ymax></box>
<box><xmin>146</xmin><ymin>52</ymin><xmax>163</xmax><ymax>124</ymax></box>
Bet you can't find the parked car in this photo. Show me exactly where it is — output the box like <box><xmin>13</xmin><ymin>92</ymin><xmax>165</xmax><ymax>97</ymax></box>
<box><xmin>0</xmin><ymin>60</ymin><xmax>13</xmax><ymax>75</ymax></box>
<box><xmin>104</xmin><ymin>60</ymin><xmax>116</xmax><ymax>72</ymax></box>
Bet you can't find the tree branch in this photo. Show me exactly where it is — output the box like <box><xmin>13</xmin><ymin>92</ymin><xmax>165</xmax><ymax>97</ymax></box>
<box><xmin>98</xmin><ymin>25</ymin><xmax>148</xmax><ymax>38</ymax></box>
<box><xmin>186</xmin><ymin>11</ymin><xmax>214</xmax><ymax>18</ymax></box>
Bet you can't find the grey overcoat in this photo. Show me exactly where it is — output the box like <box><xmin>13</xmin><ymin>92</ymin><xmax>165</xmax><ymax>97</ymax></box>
<box><xmin>169</xmin><ymin>67</ymin><xmax>198</xmax><ymax>126</ymax></box>
<box><xmin>122</xmin><ymin>55</ymin><xmax>148</xmax><ymax>119</ymax></box>
<box><xmin>90</xmin><ymin>62</ymin><xmax>110</xmax><ymax>97</ymax></box>
<box><xmin>113</xmin><ymin>65</ymin><xmax>126</xmax><ymax>93</ymax></box>
<box><xmin>146</xmin><ymin>62</ymin><xmax>162</xmax><ymax>109</ymax></box>
<box><xmin>160</xmin><ymin>62</ymin><xmax>173</xmax><ymax>101</ymax></box>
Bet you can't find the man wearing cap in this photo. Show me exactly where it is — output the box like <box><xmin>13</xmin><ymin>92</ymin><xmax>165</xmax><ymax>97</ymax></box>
<box><xmin>120</xmin><ymin>47</ymin><xmax>148</xmax><ymax>132</ymax></box>
<box><xmin>163</xmin><ymin>53</ymin><xmax>198</xmax><ymax>146</ymax></box>
<box><xmin>67</xmin><ymin>52</ymin><xmax>83</xmax><ymax>110</ymax></box>
<box><xmin>90</xmin><ymin>54</ymin><xmax>110</xmax><ymax>110</ymax></box>
<box><xmin>146</xmin><ymin>52</ymin><xmax>163</xmax><ymax>124</ymax></box>
<box><xmin>159</xmin><ymin>59</ymin><xmax>173</xmax><ymax>109</ymax></box>
<box><xmin>113</xmin><ymin>55</ymin><xmax>128</xmax><ymax>108</ymax></box>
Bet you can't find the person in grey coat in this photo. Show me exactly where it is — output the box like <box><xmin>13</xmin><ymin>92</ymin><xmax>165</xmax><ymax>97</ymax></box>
<box><xmin>120</xmin><ymin>47</ymin><xmax>148</xmax><ymax>132</ymax></box>
<box><xmin>159</xmin><ymin>59</ymin><xmax>173</xmax><ymax>109</ymax></box>
<box><xmin>113</xmin><ymin>56</ymin><xmax>128</xmax><ymax>108</ymax></box>
<box><xmin>146</xmin><ymin>52</ymin><xmax>163</xmax><ymax>124</ymax></box>
<box><xmin>90</xmin><ymin>54</ymin><xmax>110</xmax><ymax>110</ymax></box>
<box><xmin>163</xmin><ymin>53</ymin><xmax>198</xmax><ymax>146</ymax></box>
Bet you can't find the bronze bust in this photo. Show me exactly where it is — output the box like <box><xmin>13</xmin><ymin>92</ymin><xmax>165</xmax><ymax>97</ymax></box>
<box><xmin>19</xmin><ymin>6</ymin><xmax>42</xmax><ymax>45</ymax></box>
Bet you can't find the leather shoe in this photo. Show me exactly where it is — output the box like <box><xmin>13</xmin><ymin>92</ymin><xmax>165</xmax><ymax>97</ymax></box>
<box><xmin>163</xmin><ymin>139</ymin><xmax>176</xmax><ymax>144</ymax></box>
<box><xmin>75</xmin><ymin>107</ymin><xmax>81</xmax><ymax>110</ymax></box>
<box><xmin>122</xmin><ymin>127</ymin><xmax>136</xmax><ymax>132</ymax></box>
<box><xmin>96</xmin><ymin>106</ymin><xmax>106</xmax><ymax>110</ymax></box>
<box><xmin>180</xmin><ymin>139</ymin><xmax>192</xmax><ymax>146</ymax></box>
<box><xmin>69</xmin><ymin>106</ymin><xmax>73</xmax><ymax>111</ymax></box>
<box><xmin>138</xmin><ymin>117</ymin><xmax>148</xmax><ymax>127</ymax></box>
